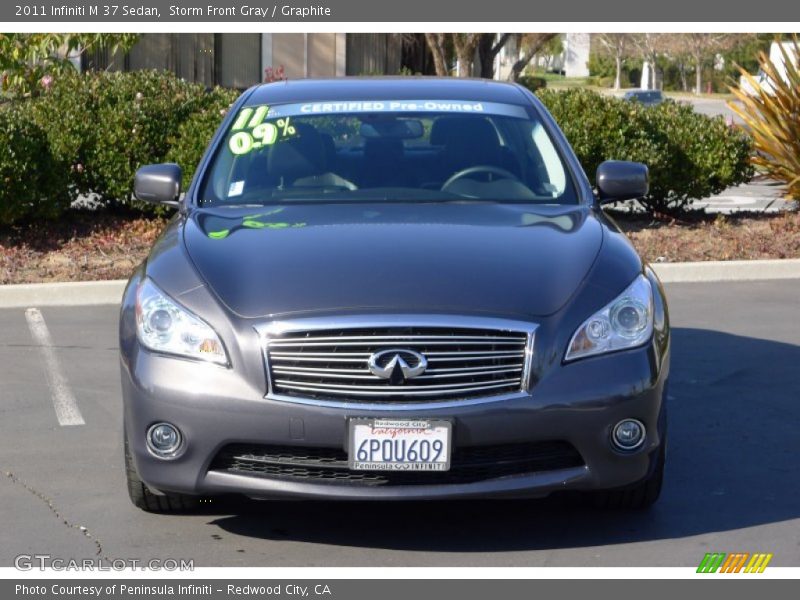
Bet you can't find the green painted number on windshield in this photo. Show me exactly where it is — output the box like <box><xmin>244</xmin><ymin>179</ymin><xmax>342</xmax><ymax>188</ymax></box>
<box><xmin>228</xmin><ymin>131</ymin><xmax>254</xmax><ymax>155</ymax></box>
<box><xmin>228</xmin><ymin>123</ymin><xmax>280</xmax><ymax>155</ymax></box>
<box><xmin>228</xmin><ymin>105</ymin><xmax>292</xmax><ymax>156</ymax></box>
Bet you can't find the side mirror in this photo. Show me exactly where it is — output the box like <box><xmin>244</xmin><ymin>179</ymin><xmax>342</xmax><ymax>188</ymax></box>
<box><xmin>596</xmin><ymin>160</ymin><xmax>649</xmax><ymax>204</ymax></box>
<box><xmin>134</xmin><ymin>163</ymin><xmax>182</xmax><ymax>208</ymax></box>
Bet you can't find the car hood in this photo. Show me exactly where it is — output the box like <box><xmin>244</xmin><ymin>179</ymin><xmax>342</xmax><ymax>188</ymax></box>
<box><xmin>183</xmin><ymin>202</ymin><xmax>603</xmax><ymax>319</ymax></box>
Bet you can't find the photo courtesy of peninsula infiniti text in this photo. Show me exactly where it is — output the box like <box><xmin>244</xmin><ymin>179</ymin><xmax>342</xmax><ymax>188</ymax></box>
<box><xmin>120</xmin><ymin>77</ymin><xmax>670</xmax><ymax>512</ymax></box>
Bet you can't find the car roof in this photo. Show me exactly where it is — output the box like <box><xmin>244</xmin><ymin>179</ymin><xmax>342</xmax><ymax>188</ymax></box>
<box><xmin>244</xmin><ymin>77</ymin><xmax>531</xmax><ymax>106</ymax></box>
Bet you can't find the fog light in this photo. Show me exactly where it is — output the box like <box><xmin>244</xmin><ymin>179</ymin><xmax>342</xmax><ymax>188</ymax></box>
<box><xmin>612</xmin><ymin>419</ymin><xmax>645</xmax><ymax>451</ymax></box>
<box><xmin>146</xmin><ymin>422</ymin><xmax>182</xmax><ymax>458</ymax></box>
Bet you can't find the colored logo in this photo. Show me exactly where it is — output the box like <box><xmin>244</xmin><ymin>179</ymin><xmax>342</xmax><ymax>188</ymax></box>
<box><xmin>697</xmin><ymin>552</ymin><xmax>773</xmax><ymax>573</ymax></box>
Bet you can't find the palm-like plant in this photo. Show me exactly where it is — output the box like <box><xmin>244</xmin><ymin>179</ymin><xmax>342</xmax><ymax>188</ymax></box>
<box><xmin>729</xmin><ymin>37</ymin><xmax>800</xmax><ymax>200</ymax></box>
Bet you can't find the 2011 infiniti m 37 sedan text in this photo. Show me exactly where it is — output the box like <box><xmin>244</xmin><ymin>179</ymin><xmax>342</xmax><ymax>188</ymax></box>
<box><xmin>120</xmin><ymin>78</ymin><xmax>670</xmax><ymax>512</ymax></box>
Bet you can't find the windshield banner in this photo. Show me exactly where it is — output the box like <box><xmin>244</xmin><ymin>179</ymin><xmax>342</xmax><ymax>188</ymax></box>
<box><xmin>266</xmin><ymin>100</ymin><xmax>529</xmax><ymax>119</ymax></box>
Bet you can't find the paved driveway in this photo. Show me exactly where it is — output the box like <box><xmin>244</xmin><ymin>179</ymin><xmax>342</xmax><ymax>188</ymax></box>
<box><xmin>677</xmin><ymin>96</ymin><xmax>741</xmax><ymax>123</ymax></box>
<box><xmin>693</xmin><ymin>178</ymin><xmax>791</xmax><ymax>213</ymax></box>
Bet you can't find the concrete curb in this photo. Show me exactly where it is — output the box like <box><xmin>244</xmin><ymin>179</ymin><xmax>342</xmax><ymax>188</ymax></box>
<box><xmin>0</xmin><ymin>280</ymin><xmax>126</xmax><ymax>309</ymax></box>
<box><xmin>652</xmin><ymin>259</ymin><xmax>800</xmax><ymax>283</ymax></box>
<box><xmin>0</xmin><ymin>259</ymin><xmax>798</xmax><ymax>308</ymax></box>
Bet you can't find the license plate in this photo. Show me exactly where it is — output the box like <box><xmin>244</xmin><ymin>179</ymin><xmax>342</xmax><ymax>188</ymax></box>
<box><xmin>348</xmin><ymin>419</ymin><xmax>451</xmax><ymax>471</ymax></box>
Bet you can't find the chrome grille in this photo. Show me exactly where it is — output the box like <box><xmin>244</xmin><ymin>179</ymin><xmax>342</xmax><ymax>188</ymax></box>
<box><xmin>261</xmin><ymin>322</ymin><xmax>535</xmax><ymax>403</ymax></box>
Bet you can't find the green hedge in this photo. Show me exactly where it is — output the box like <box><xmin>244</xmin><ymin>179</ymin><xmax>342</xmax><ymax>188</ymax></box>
<box><xmin>516</xmin><ymin>75</ymin><xmax>547</xmax><ymax>93</ymax></box>
<box><xmin>0</xmin><ymin>103</ymin><xmax>70</xmax><ymax>225</ymax></box>
<box><xmin>166</xmin><ymin>87</ymin><xmax>240</xmax><ymax>190</ymax></box>
<box><xmin>537</xmin><ymin>88</ymin><xmax>754</xmax><ymax>213</ymax></box>
<box><xmin>34</xmin><ymin>70</ymin><xmax>238</xmax><ymax>206</ymax></box>
<box><xmin>28</xmin><ymin>71</ymin><xmax>96</xmax><ymax>200</ymax></box>
<box><xmin>0</xmin><ymin>76</ymin><xmax>756</xmax><ymax>225</ymax></box>
<box><xmin>0</xmin><ymin>70</ymin><xmax>240</xmax><ymax>224</ymax></box>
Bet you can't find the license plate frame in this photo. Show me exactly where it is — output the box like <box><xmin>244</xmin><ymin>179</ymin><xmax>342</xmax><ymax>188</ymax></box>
<box><xmin>348</xmin><ymin>418</ymin><xmax>452</xmax><ymax>472</ymax></box>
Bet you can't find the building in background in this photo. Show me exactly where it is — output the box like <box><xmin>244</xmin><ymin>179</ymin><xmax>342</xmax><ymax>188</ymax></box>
<box><xmin>563</xmin><ymin>33</ymin><xmax>590</xmax><ymax>77</ymax></box>
<box><xmin>739</xmin><ymin>40</ymin><xmax>800</xmax><ymax>95</ymax></box>
<box><xmin>84</xmin><ymin>33</ymin><xmax>434</xmax><ymax>87</ymax></box>
<box><xmin>84</xmin><ymin>33</ymin><xmax>597</xmax><ymax>85</ymax></box>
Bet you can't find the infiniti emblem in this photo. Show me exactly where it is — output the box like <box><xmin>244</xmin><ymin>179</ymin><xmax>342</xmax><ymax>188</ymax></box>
<box><xmin>367</xmin><ymin>349</ymin><xmax>428</xmax><ymax>383</ymax></box>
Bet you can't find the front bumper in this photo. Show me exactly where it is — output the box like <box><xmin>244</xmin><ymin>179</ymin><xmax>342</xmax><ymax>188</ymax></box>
<box><xmin>121</xmin><ymin>335</ymin><xmax>668</xmax><ymax>501</ymax></box>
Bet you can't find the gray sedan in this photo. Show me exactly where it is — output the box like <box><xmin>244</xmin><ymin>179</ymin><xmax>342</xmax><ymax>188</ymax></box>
<box><xmin>120</xmin><ymin>77</ymin><xmax>669</xmax><ymax>512</ymax></box>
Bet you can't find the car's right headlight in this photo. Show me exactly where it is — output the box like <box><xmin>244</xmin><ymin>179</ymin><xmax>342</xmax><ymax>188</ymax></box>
<box><xmin>565</xmin><ymin>275</ymin><xmax>653</xmax><ymax>362</ymax></box>
<box><xmin>136</xmin><ymin>277</ymin><xmax>228</xmax><ymax>366</ymax></box>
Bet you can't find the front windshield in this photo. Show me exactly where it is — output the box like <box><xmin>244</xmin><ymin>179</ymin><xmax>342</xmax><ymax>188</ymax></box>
<box><xmin>198</xmin><ymin>99</ymin><xmax>579</xmax><ymax>206</ymax></box>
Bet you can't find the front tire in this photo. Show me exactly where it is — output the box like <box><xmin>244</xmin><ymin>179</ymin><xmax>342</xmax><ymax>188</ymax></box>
<box><xmin>124</xmin><ymin>432</ymin><xmax>199</xmax><ymax>512</ymax></box>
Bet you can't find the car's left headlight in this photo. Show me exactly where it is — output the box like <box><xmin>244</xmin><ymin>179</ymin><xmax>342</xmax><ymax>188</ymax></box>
<box><xmin>565</xmin><ymin>274</ymin><xmax>653</xmax><ymax>362</ymax></box>
<box><xmin>136</xmin><ymin>277</ymin><xmax>228</xmax><ymax>366</ymax></box>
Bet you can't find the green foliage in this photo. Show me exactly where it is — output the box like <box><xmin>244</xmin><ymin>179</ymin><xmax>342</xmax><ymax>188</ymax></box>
<box><xmin>0</xmin><ymin>102</ymin><xmax>70</xmax><ymax>225</ymax></box>
<box><xmin>0</xmin><ymin>33</ymin><xmax>138</xmax><ymax>97</ymax></box>
<box><xmin>398</xmin><ymin>66</ymin><xmax>422</xmax><ymax>76</ymax></box>
<box><xmin>587</xmin><ymin>75</ymin><xmax>616</xmax><ymax>88</ymax></box>
<box><xmin>166</xmin><ymin>87</ymin><xmax>240</xmax><ymax>189</ymax></box>
<box><xmin>539</xmin><ymin>35</ymin><xmax>564</xmax><ymax>59</ymax></box>
<box><xmin>31</xmin><ymin>70</ymin><xmax>99</xmax><ymax>197</ymax></box>
<box><xmin>0</xmin><ymin>69</ymin><xmax>241</xmax><ymax>224</ymax></box>
<box><xmin>724</xmin><ymin>34</ymin><xmax>774</xmax><ymax>79</ymax></box>
<box><xmin>587</xmin><ymin>52</ymin><xmax>618</xmax><ymax>79</ymax></box>
<box><xmin>587</xmin><ymin>52</ymin><xmax>642</xmax><ymax>88</ymax></box>
<box><xmin>0</xmin><ymin>70</ymin><xmax>756</xmax><ymax>224</ymax></box>
<box><xmin>88</xmin><ymin>71</ymin><xmax>218</xmax><ymax>204</ymax></box>
<box><xmin>537</xmin><ymin>88</ymin><xmax>753</xmax><ymax>213</ymax></box>
<box><xmin>36</xmin><ymin>70</ymin><xmax>238</xmax><ymax>206</ymax></box>
<box><xmin>516</xmin><ymin>75</ymin><xmax>547</xmax><ymax>93</ymax></box>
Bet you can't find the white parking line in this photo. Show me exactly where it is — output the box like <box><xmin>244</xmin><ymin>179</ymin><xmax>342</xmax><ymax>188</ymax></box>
<box><xmin>24</xmin><ymin>308</ymin><xmax>85</xmax><ymax>427</ymax></box>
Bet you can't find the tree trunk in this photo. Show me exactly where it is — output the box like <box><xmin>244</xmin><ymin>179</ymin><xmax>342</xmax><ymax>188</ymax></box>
<box><xmin>478</xmin><ymin>33</ymin><xmax>513</xmax><ymax>79</ymax></box>
<box><xmin>477</xmin><ymin>35</ymin><xmax>493</xmax><ymax>78</ymax></box>
<box><xmin>614</xmin><ymin>55</ymin><xmax>622</xmax><ymax>90</ymax></box>
<box><xmin>506</xmin><ymin>33</ymin><xmax>558</xmax><ymax>82</ymax></box>
<box><xmin>424</xmin><ymin>33</ymin><xmax>449</xmax><ymax>76</ymax></box>
<box><xmin>452</xmin><ymin>33</ymin><xmax>481</xmax><ymax>78</ymax></box>
<box><xmin>508</xmin><ymin>50</ymin><xmax>534</xmax><ymax>82</ymax></box>
<box><xmin>456</xmin><ymin>48</ymin><xmax>473</xmax><ymax>77</ymax></box>
<box><xmin>695</xmin><ymin>61</ymin><xmax>702</xmax><ymax>95</ymax></box>
<box><xmin>649</xmin><ymin>54</ymin><xmax>660</xmax><ymax>89</ymax></box>
<box><xmin>476</xmin><ymin>35</ymin><xmax>495</xmax><ymax>79</ymax></box>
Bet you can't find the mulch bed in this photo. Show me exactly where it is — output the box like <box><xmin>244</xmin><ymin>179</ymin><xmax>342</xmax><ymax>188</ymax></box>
<box><xmin>0</xmin><ymin>211</ymin><xmax>168</xmax><ymax>285</ymax></box>
<box><xmin>1</xmin><ymin>209</ymin><xmax>799</xmax><ymax>285</ymax></box>
<box><xmin>614</xmin><ymin>209</ymin><xmax>800</xmax><ymax>263</ymax></box>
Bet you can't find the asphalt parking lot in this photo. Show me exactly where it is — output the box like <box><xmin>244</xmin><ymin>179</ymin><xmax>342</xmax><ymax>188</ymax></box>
<box><xmin>1</xmin><ymin>280</ymin><xmax>798</xmax><ymax>567</ymax></box>
<box><xmin>680</xmin><ymin>96</ymin><xmax>741</xmax><ymax>123</ymax></box>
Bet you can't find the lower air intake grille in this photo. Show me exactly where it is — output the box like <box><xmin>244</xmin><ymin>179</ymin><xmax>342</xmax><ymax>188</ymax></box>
<box><xmin>210</xmin><ymin>441</ymin><xmax>584</xmax><ymax>486</ymax></box>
